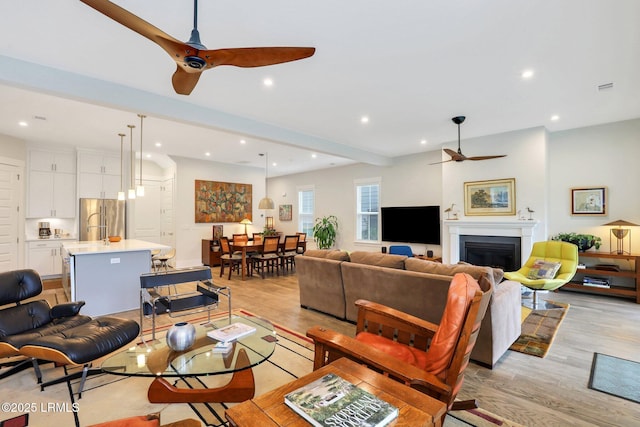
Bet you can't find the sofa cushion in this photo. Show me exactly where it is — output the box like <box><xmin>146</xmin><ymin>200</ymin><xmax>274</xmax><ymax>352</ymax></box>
<box><xmin>349</xmin><ymin>251</ymin><xmax>407</xmax><ymax>269</ymax></box>
<box><xmin>303</xmin><ymin>249</ymin><xmax>350</xmax><ymax>261</ymax></box>
<box><xmin>404</xmin><ymin>258</ymin><xmax>503</xmax><ymax>287</ymax></box>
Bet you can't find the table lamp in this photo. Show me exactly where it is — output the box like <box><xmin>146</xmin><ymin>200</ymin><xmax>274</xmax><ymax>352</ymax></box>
<box><xmin>240</xmin><ymin>218</ymin><xmax>252</xmax><ymax>235</ymax></box>
<box><xmin>602</xmin><ymin>219</ymin><xmax>638</xmax><ymax>255</ymax></box>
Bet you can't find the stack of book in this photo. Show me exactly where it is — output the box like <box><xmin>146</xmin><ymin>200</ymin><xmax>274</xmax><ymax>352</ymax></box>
<box><xmin>582</xmin><ymin>276</ymin><xmax>610</xmax><ymax>288</ymax></box>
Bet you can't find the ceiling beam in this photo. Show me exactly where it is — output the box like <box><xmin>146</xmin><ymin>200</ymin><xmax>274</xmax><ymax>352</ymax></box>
<box><xmin>0</xmin><ymin>55</ymin><xmax>392</xmax><ymax>166</ymax></box>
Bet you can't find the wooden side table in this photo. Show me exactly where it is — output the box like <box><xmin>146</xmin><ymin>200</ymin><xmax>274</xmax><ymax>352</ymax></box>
<box><xmin>225</xmin><ymin>357</ymin><xmax>447</xmax><ymax>427</ymax></box>
<box><xmin>201</xmin><ymin>239</ymin><xmax>221</xmax><ymax>267</ymax></box>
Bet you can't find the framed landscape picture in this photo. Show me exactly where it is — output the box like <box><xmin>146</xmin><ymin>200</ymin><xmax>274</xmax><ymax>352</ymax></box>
<box><xmin>571</xmin><ymin>187</ymin><xmax>607</xmax><ymax>216</ymax></box>
<box><xmin>464</xmin><ymin>178</ymin><xmax>516</xmax><ymax>216</ymax></box>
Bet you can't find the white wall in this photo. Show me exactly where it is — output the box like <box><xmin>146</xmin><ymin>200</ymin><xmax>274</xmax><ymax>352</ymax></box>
<box><xmin>268</xmin><ymin>149</ymin><xmax>443</xmax><ymax>255</ymax></box>
<box><xmin>172</xmin><ymin>156</ymin><xmax>267</xmax><ymax>267</ymax></box>
<box><xmin>270</xmin><ymin>118</ymin><xmax>640</xmax><ymax>261</ymax></box>
<box><xmin>548</xmin><ymin>118</ymin><xmax>640</xmax><ymax>254</ymax></box>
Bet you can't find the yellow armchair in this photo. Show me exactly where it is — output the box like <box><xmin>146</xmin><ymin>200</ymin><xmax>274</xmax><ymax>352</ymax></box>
<box><xmin>504</xmin><ymin>240</ymin><xmax>578</xmax><ymax>307</ymax></box>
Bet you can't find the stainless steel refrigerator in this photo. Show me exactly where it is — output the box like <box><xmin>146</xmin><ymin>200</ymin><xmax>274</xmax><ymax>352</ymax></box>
<box><xmin>79</xmin><ymin>198</ymin><xmax>126</xmax><ymax>241</ymax></box>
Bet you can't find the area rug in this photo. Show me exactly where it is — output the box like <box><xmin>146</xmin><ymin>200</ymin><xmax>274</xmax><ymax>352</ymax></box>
<box><xmin>588</xmin><ymin>353</ymin><xmax>640</xmax><ymax>404</ymax></box>
<box><xmin>509</xmin><ymin>301</ymin><xmax>569</xmax><ymax>357</ymax></box>
<box><xmin>0</xmin><ymin>309</ymin><xmax>522</xmax><ymax>426</ymax></box>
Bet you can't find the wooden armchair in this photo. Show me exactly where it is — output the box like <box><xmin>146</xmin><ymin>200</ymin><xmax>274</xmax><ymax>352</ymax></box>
<box><xmin>306</xmin><ymin>272</ymin><xmax>492</xmax><ymax>421</ymax></box>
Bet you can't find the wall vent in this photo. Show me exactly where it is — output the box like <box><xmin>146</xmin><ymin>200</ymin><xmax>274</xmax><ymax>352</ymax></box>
<box><xmin>598</xmin><ymin>82</ymin><xmax>614</xmax><ymax>91</ymax></box>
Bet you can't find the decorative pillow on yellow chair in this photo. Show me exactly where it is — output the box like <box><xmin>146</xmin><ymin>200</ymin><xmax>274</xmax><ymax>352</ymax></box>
<box><xmin>527</xmin><ymin>260</ymin><xmax>562</xmax><ymax>279</ymax></box>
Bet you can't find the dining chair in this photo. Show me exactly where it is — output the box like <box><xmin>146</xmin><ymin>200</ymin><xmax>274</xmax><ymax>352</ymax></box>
<box><xmin>279</xmin><ymin>235</ymin><xmax>299</xmax><ymax>272</ymax></box>
<box><xmin>251</xmin><ymin>235</ymin><xmax>281</xmax><ymax>279</ymax></box>
<box><xmin>153</xmin><ymin>248</ymin><xmax>176</xmax><ymax>273</ymax></box>
<box><xmin>296</xmin><ymin>232</ymin><xmax>307</xmax><ymax>254</ymax></box>
<box><xmin>219</xmin><ymin>237</ymin><xmax>243</xmax><ymax>280</ymax></box>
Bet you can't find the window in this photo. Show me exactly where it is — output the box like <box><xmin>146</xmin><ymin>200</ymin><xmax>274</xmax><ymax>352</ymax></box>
<box><xmin>298</xmin><ymin>187</ymin><xmax>315</xmax><ymax>236</ymax></box>
<box><xmin>356</xmin><ymin>180</ymin><xmax>380</xmax><ymax>242</ymax></box>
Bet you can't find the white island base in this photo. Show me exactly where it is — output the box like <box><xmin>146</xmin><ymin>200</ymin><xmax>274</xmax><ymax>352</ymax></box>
<box><xmin>63</xmin><ymin>239</ymin><xmax>170</xmax><ymax>317</ymax></box>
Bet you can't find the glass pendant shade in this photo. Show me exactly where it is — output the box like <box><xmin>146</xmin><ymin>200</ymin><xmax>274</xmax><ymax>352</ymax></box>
<box><xmin>128</xmin><ymin>124</ymin><xmax>136</xmax><ymax>199</ymax></box>
<box><xmin>136</xmin><ymin>114</ymin><xmax>145</xmax><ymax>197</ymax></box>
<box><xmin>118</xmin><ymin>132</ymin><xmax>126</xmax><ymax>201</ymax></box>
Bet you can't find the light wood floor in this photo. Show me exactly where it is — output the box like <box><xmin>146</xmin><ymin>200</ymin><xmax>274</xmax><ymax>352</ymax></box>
<box><xmin>44</xmin><ymin>266</ymin><xmax>640</xmax><ymax>426</ymax></box>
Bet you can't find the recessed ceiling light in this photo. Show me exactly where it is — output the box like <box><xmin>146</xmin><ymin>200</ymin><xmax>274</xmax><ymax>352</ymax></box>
<box><xmin>311</xmin><ymin>153</ymin><xmax>317</xmax><ymax>158</ymax></box>
<box><xmin>420</xmin><ymin>139</ymin><xmax>427</xmax><ymax>145</ymax></box>
<box><xmin>361</xmin><ymin>116</ymin><xmax>369</xmax><ymax>124</ymax></box>
<box><xmin>240</xmin><ymin>139</ymin><xmax>246</xmax><ymax>144</ymax></box>
<box><xmin>155</xmin><ymin>142</ymin><xmax>162</xmax><ymax>147</ymax></box>
<box><xmin>521</xmin><ymin>69</ymin><xmax>534</xmax><ymax>79</ymax></box>
<box><xmin>263</xmin><ymin>78</ymin><xmax>274</xmax><ymax>87</ymax></box>
<box><xmin>18</xmin><ymin>121</ymin><xmax>28</xmax><ymax>127</ymax></box>
<box><xmin>551</xmin><ymin>115</ymin><xmax>560</xmax><ymax>121</ymax></box>
<box><xmin>146</xmin><ymin>154</ymin><xmax>152</xmax><ymax>158</ymax></box>
<box><xmin>205</xmin><ymin>152</ymin><xmax>211</xmax><ymax>156</ymax></box>
<box><xmin>272</xmin><ymin>162</ymin><xmax>277</xmax><ymax>167</ymax></box>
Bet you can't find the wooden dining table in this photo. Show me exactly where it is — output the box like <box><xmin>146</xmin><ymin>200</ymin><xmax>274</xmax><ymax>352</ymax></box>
<box><xmin>230</xmin><ymin>240</ymin><xmax>264</xmax><ymax>280</ymax></box>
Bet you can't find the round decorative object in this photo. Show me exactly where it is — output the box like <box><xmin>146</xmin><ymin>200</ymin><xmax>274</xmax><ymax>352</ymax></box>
<box><xmin>166</xmin><ymin>322</ymin><xmax>196</xmax><ymax>351</ymax></box>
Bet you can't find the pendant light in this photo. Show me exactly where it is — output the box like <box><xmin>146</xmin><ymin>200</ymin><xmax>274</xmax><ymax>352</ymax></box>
<box><xmin>127</xmin><ymin>124</ymin><xmax>136</xmax><ymax>199</ymax></box>
<box><xmin>117</xmin><ymin>132</ymin><xmax>126</xmax><ymax>201</ymax></box>
<box><xmin>258</xmin><ymin>152</ymin><xmax>274</xmax><ymax>210</ymax></box>
<box><xmin>136</xmin><ymin>114</ymin><xmax>146</xmax><ymax>197</ymax></box>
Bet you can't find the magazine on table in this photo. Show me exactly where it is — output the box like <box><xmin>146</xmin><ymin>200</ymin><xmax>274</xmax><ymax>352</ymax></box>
<box><xmin>206</xmin><ymin>322</ymin><xmax>256</xmax><ymax>343</ymax></box>
<box><xmin>284</xmin><ymin>373</ymin><xmax>398</xmax><ymax>427</ymax></box>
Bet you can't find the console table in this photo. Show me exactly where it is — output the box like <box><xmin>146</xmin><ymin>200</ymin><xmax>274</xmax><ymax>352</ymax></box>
<box><xmin>563</xmin><ymin>251</ymin><xmax>639</xmax><ymax>303</ymax></box>
<box><xmin>201</xmin><ymin>239</ymin><xmax>221</xmax><ymax>267</ymax></box>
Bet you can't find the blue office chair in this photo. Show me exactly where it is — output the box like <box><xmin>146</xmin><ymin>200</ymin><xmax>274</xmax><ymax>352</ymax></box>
<box><xmin>388</xmin><ymin>245</ymin><xmax>413</xmax><ymax>257</ymax></box>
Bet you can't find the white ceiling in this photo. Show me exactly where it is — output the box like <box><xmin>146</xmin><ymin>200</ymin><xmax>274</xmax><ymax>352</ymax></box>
<box><xmin>1</xmin><ymin>0</ymin><xmax>639</xmax><ymax>176</ymax></box>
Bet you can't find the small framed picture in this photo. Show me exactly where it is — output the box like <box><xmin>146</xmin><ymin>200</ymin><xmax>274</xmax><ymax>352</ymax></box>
<box><xmin>279</xmin><ymin>204</ymin><xmax>292</xmax><ymax>221</ymax></box>
<box><xmin>571</xmin><ymin>187</ymin><xmax>607</xmax><ymax>216</ymax></box>
<box><xmin>464</xmin><ymin>178</ymin><xmax>516</xmax><ymax>216</ymax></box>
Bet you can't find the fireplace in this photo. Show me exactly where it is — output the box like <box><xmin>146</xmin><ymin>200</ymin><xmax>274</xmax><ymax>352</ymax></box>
<box><xmin>460</xmin><ymin>235</ymin><xmax>521</xmax><ymax>271</ymax></box>
<box><xmin>444</xmin><ymin>219</ymin><xmax>539</xmax><ymax>267</ymax></box>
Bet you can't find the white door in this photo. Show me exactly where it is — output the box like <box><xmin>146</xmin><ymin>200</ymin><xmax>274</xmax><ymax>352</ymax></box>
<box><xmin>0</xmin><ymin>164</ymin><xmax>19</xmax><ymax>272</ymax></box>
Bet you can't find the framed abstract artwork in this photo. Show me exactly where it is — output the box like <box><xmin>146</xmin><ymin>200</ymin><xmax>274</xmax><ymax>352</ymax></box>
<box><xmin>464</xmin><ymin>178</ymin><xmax>516</xmax><ymax>216</ymax></box>
<box><xmin>279</xmin><ymin>204</ymin><xmax>292</xmax><ymax>221</ymax></box>
<box><xmin>571</xmin><ymin>187</ymin><xmax>607</xmax><ymax>216</ymax></box>
<box><xmin>195</xmin><ymin>180</ymin><xmax>252</xmax><ymax>223</ymax></box>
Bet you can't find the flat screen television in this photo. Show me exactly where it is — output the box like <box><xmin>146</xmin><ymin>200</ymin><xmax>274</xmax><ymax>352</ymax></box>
<box><xmin>381</xmin><ymin>205</ymin><xmax>440</xmax><ymax>245</ymax></box>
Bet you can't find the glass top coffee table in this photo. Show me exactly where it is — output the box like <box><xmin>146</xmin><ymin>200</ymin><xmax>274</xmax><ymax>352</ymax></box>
<box><xmin>102</xmin><ymin>314</ymin><xmax>276</xmax><ymax>403</ymax></box>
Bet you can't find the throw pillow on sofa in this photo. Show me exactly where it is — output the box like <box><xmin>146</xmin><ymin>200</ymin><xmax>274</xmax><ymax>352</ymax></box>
<box><xmin>349</xmin><ymin>251</ymin><xmax>407</xmax><ymax>269</ymax></box>
<box><xmin>404</xmin><ymin>258</ymin><xmax>503</xmax><ymax>287</ymax></box>
<box><xmin>303</xmin><ymin>249</ymin><xmax>350</xmax><ymax>261</ymax></box>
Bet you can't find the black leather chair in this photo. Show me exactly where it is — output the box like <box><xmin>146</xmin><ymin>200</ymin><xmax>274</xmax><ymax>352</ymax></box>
<box><xmin>0</xmin><ymin>269</ymin><xmax>140</xmax><ymax>395</ymax></box>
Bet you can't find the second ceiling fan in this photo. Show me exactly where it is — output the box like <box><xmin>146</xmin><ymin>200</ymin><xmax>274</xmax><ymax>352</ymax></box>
<box><xmin>80</xmin><ymin>0</ymin><xmax>316</xmax><ymax>95</ymax></box>
<box><xmin>431</xmin><ymin>116</ymin><xmax>507</xmax><ymax>164</ymax></box>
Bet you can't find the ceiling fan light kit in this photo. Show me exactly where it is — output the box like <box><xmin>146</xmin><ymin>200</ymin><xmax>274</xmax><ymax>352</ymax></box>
<box><xmin>430</xmin><ymin>116</ymin><xmax>507</xmax><ymax>165</ymax></box>
<box><xmin>80</xmin><ymin>0</ymin><xmax>316</xmax><ymax>95</ymax></box>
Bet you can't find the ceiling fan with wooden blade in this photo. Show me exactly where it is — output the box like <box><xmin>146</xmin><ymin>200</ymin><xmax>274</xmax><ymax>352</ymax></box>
<box><xmin>80</xmin><ymin>0</ymin><xmax>316</xmax><ymax>95</ymax></box>
<box><xmin>430</xmin><ymin>116</ymin><xmax>507</xmax><ymax>164</ymax></box>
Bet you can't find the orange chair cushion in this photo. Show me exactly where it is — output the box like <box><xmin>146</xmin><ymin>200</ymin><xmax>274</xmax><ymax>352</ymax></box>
<box><xmin>88</xmin><ymin>415</ymin><xmax>160</xmax><ymax>427</ymax></box>
<box><xmin>356</xmin><ymin>331</ymin><xmax>429</xmax><ymax>369</ymax></box>
<box><xmin>356</xmin><ymin>273</ymin><xmax>480</xmax><ymax>377</ymax></box>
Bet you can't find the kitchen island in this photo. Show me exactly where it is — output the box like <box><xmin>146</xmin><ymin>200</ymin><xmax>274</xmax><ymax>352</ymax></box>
<box><xmin>62</xmin><ymin>239</ymin><xmax>170</xmax><ymax>317</ymax></box>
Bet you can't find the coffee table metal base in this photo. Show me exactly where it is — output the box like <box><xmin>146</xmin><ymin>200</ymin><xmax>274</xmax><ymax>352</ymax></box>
<box><xmin>147</xmin><ymin>348</ymin><xmax>255</xmax><ymax>403</ymax></box>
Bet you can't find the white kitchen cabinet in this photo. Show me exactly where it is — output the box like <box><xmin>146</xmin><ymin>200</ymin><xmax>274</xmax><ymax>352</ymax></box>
<box><xmin>78</xmin><ymin>150</ymin><xmax>122</xmax><ymax>199</ymax></box>
<box><xmin>27</xmin><ymin>240</ymin><xmax>64</xmax><ymax>276</ymax></box>
<box><xmin>27</xmin><ymin>148</ymin><xmax>76</xmax><ymax>218</ymax></box>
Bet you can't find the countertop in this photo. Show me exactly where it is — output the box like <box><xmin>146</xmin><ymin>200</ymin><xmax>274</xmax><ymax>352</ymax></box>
<box><xmin>62</xmin><ymin>239</ymin><xmax>170</xmax><ymax>256</ymax></box>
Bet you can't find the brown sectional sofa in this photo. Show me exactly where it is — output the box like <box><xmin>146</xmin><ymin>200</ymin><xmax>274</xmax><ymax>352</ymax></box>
<box><xmin>296</xmin><ymin>249</ymin><xmax>522</xmax><ymax>368</ymax></box>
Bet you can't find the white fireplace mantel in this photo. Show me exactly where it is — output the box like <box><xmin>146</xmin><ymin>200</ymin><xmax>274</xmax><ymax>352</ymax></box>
<box><xmin>444</xmin><ymin>219</ymin><xmax>539</xmax><ymax>265</ymax></box>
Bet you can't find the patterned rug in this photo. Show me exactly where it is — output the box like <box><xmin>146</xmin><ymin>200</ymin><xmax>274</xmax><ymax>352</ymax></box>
<box><xmin>509</xmin><ymin>302</ymin><xmax>569</xmax><ymax>357</ymax></box>
<box><xmin>0</xmin><ymin>309</ymin><xmax>522</xmax><ymax>426</ymax></box>
<box><xmin>588</xmin><ymin>353</ymin><xmax>640</xmax><ymax>403</ymax></box>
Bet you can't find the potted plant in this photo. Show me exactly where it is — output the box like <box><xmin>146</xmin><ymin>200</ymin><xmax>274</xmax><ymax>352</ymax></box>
<box><xmin>312</xmin><ymin>215</ymin><xmax>338</xmax><ymax>249</ymax></box>
<box><xmin>551</xmin><ymin>232</ymin><xmax>602</xmax><ymax>252</ymax></box>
